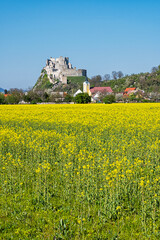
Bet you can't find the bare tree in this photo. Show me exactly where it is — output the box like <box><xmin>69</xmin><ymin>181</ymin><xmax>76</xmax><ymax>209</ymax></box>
<box><xmin>91</xmin><ymin>75</ymin><xmax>102</xmax><ymax>82</ymax></box>
<box><xmin>151</xmin><ymin>67</ymin><xmax>158</xmax><ymax>73</ymax></box>
<box><xmin>9</xmin><ymin>88</ymin><xmax>24</xmax><ymax>94</ymax></box>
<box><xmin>112</xmin><ymin>71</ymin><xmax>118</xmax><ymax>80</ymax></box>
<box><xmin>117</xmin><ymin>71</ymin><xmax>124</xmax><ymax>79</ymax></box>
<box><xmin>103</xmin><ymin>74</ymin><xmax>110</xmax><ymax>81</ymax></box>
<box><xmin>90</xmin><ymin>75</ymin><xmax>102</xmax><ymax>87</ymax></box>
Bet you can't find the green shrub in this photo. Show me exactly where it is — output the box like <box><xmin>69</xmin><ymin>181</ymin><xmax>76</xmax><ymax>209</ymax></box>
<box><xmin>0</xmin><ymin>93</ymin><xmax>5</xmax><ymax>104</ymax></box>
<box><xmin>103</xmin><ymin>94</ymin><xmax>115</xmax><ymax>104</ymax></box>
<box><xmin>64</xmin><ymin>94</ymin><xmax>73</xmax><ymax>102</ymax></box>
<box><xmin>75</xmin><ymin>93</ymin><xmax>91</xmax><ymax>104</ymax></box>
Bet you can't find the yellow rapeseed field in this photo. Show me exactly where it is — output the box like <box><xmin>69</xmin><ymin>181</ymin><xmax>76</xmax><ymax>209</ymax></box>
<box><xmin>0</xmin><ymin>103</ymin><xmax>160</xmax><ymax>239</ymax></box>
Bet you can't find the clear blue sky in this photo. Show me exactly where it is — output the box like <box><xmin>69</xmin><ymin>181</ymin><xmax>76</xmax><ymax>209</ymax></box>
<box><xmin>0</xmin><ymin>0</ymin><xmax>160</xmax><ymax>89</ymax></box>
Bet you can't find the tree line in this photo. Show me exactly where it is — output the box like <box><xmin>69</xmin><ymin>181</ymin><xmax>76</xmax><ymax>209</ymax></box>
<box><xmin>90</xmin><ymin>65</ymin><xmax>160</xmax><ymax>88</ymax></box>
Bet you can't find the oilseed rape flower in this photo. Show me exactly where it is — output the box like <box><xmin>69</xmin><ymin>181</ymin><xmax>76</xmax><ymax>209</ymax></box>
<box><xmin>0</xmin><ymin>103</ymin><xmax>160</xmax><ymax>239</ymax></box>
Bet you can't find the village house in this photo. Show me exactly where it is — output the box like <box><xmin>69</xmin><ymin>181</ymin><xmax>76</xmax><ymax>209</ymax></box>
<box><xmin>123</xmin><ymin>88</ymin><xmax>145</xmax><ymax>99</ymax></box>
<box><xmin>73</xmin><ymin>81</ymin><xmax>114</xmax><ymax>102</ymax></box>
<box><xmin>90</xmin><ymin>87</ymin><xmax>113</xmax><ymax>101</ymax></box>
<box><xmin>90</xmin><ymin>87</ymin><xmax>113</xmax><ymax>96</ymax></box>
<box><xmin>123</xmin><ymin>88</ymin><xmax>136</xmax><ymax>96</ymax></box>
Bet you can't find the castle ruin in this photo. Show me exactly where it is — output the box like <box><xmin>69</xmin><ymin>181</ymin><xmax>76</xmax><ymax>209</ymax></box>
<box><xmin>44</xmin><ymin>56</ymin><xmax>87</xmax><ymax>84</ymax></box>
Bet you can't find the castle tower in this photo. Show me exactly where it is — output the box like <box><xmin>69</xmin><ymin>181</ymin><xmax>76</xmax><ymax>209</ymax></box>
<box><xmin>83</xmin><ymin>76</ymin><xmax>91</xmax><ymax>96</ymax></box>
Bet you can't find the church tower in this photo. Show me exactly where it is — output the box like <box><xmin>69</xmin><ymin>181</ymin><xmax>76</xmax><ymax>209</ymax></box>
<box><xmin>83</xmin><ymin>76</ymin><xmax>91</xmax><ymax>96</ymax></box>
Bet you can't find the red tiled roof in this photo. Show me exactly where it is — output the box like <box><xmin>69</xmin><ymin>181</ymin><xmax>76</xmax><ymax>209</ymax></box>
<box><xmin>90</xmin><ymin>87</ymin><xmax>113</xmax><ymax>94</ymax></box>
<box><xmin>4</xmin><ymin>94</ymin><xmax>11</xmax><ymax>97</ymax></box>
<box><xmin>124</xmin><ymin>88</ymin><xmax>136</xmax><ymax>92</ymax></box>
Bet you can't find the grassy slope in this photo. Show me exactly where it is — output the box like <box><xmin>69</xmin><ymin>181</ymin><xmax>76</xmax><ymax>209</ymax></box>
<box><xmin>34</xmin><ymin>73</ymin><xmax>53</xmax><ymax>91</ymax></box>
<box><xmin>33</xmin><ymin>74</ymin><xmax>86</xmax><ymax>94</ymax></box>
<box><xmin>54</xmin><ymin>76</ymin><xmax>86</xmax><ymax>94</ymax></box>
<box><xmin>67</xmin><ymin>76</ymin><xmax>86</xmax><ymax>84</ymax></box>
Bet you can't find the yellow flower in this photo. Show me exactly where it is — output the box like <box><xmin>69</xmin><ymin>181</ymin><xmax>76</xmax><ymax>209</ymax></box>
<box><xmin>77</xmin><ymin>219</ymin><xmax>81</xmax><ymax>224</ymax></box>
<box><xmin>35</xmin><ymin>168</ymin><xmax>41</xmax><ymax>173</ymax></box>
<box><xmin>116</xmin><ymin>206</ymin><xmax>121</xmax><ymax>211</ymax></box>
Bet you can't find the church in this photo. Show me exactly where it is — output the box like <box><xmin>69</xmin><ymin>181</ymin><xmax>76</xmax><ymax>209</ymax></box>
<box><xmin>74</xmin><ymin>77</ymin><xmax>113</xmax><ymax>101</ymax></box>
<box><xmin>74</xmin><ymin>77</ymin><xmax>91</xmax><ymax>97</ymax></box>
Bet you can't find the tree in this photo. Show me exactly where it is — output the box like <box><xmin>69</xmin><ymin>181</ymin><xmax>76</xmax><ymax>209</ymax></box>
<box><xmin>151</xmin><ymin>67</ymin><xmax>158</xmax><ymax>73</ymax></box>
<box><xmin>129</xmin><ymin>94</ymin><xmax>137</xmax><ymax>102</ymax></box>
<box><xmin>103</xmin><ymin>74</ymin><xmax>110</xmax><ymax>81</ymax></box>
<box><xmin>102</xmin><ymin>94</ymin><xmax>115</xmax><ymax>104</ymax></box>
<box><xmin>0</xmin><ymin>93</ymin><xmax>5</xmax><ymax>104</ymax></box>
<box><xmin>6</xmin><ymin>94</ymin><xmax>19</xmax><ymax>104</ymax></box>
<box><xmin>90</xmin><ymin>75</ymin><xmax>102</xmax><ymax>87</ymax></box>
<box><xmin>24</xmin><ymin>90</ymin><xmax>42</xmax><ymax>103</ymax></box>
<box><xmin>64</xmin><ymin>94</ymin><xmax>73</xmax><ymax>102</ymax></box>
<box><xmin>9</xmin><ymin>88</ymin><xmax>24</xmax><ymax>95</ymax></box>
<box><xmin>7</xmin><ymin>88</ymin><xmax>24</xmax><ymax>104</ymax></box>
<box><xmin>43</xmin><ymin>92</ymin><xmax>49</xmax><ymax>102</ymax></box>
<box><xmin>117</xmin><ymin>71</ymin><xmax>124</xmax><ymax>79</ymax></box>
<box><xmin>93</xmin><ymin>75</ymin><xmax>102</xmax><ymax>82</ymax></box>
<box><xmin>75</xmin><ymin>93</ymin><xmax>91</xmax><ymax>104</ymax></box>
<box><xmin>112</xmin><ymin>71</ymin><xmax>118</xmax><ymax>80</ymax></box>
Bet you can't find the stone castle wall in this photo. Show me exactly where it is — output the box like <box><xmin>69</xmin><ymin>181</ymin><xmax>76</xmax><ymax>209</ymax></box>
<box><xmin>44</xmin><ymin>56</ymin><xmax>87</xmax><ymax>84</ymax></box>
<box><xmin>61</xmin><ymin>69</ymin><xmax>86</xmax><ymax>77</ymax></box>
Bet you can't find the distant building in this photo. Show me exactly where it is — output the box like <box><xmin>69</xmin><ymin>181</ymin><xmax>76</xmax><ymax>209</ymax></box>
<box><xmin>123</xmin><ymin>88</ymin><xmax>136</xmax><ymax>96</ymax></box>
<box><xmin>90</xmin><ymin>87</ymin><xmax>113</xmax><ymax>95</ymax></box>
<box><xmin>50</xmin><ymin>92</ymin><xmax>67</xmax><ymax>102</ymax></box>
<box><xmin>74</xmin><ymin>80</ymin><xmax>113</xmax><ymax>101</ymax></box>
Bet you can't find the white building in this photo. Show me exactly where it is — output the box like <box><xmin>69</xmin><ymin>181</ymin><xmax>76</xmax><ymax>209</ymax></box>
<box><xmin>73</xmin><ymin>89</ymin><xmax>82</xmax><ymax>97</ymax></box>
<box><xmin>83</xmin><ymin>77</ymin><xmax>91</xmax><ymax>96</ymax></box>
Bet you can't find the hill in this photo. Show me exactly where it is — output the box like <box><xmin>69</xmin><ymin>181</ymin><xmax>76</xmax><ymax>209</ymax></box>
<box><xmin>33</xmin><ymin>70</ymin><xmax>53</xmax><ymax>91</ymax></box>
<box><xmin>34</xmin><ymin>65</ymin><xmax>160</xmax><ymax>94</ymax></box>
<box><xmin>101</xmin><ymin>66</ymin><xmax>160</xmax><ymax>93</ymax></box>
<box><xmin>34</xmin><ymin>72</ymin><xmax>86</xmax><ymax>94</ymax></box>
